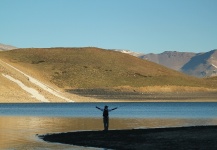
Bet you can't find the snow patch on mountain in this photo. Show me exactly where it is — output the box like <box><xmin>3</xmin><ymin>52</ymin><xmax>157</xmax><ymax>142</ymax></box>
<box><xmin>0</xmin><ymin>43</ymin><xmax>17</xmax><ymax>51</ymax></box>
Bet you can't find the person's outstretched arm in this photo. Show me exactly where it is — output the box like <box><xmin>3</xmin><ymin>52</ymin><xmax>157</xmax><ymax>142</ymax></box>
<box><xmin>96</xmin><ymin>106</ymin><xmax>103</xmax><ymax>111</ymax></box>
<box><xmin>109</xmin><ymin>107</ymin><xmax>118</xmax><ymax>111</ymax></box>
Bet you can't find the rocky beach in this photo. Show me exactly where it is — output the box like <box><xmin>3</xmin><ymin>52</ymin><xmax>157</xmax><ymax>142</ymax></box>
<box><xmin>40</xmin><ymin>125</ymin><xmax>217</xmax><ymax>150</ymax></box>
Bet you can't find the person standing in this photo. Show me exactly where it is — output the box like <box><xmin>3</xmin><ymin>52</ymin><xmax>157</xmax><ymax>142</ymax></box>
<box><xmin>96</xmin><ymin>105</ymin><xmax>117</xmax><ymax>131</ymax></box>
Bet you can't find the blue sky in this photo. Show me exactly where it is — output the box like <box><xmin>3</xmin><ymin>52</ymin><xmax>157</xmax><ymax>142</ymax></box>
<box><xmin>1</xmin><ymin>0</ymin><xmax>217</xmax><ymax>53</ymax></box>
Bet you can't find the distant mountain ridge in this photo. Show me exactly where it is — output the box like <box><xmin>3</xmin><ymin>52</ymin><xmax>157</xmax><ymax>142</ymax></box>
<box><xmin>181</xmin><ymin>50</ymin><xmax>217</xmax><ymax>77</ymax></box>
<box><xmin>0</xmin><ymin>43</ymin><xmax>17</xmax><ymax>51</ymax></box>
<box><xmin>116</xmin><ymin>49</ymin><xmax>217</xmax><ymax>78</ymax></box>
<box><xmin>137</xmin><ymin>50</ymin><xmax>217</xmax><ymax>78</ymax></box>
<box><xmin>140</xmin><ymin>51</ymin><xmax>196</xmax><ymax>71</ymax></box>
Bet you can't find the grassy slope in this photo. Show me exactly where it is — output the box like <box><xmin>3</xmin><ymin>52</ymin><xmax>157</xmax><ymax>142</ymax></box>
<box><xmin>0</xmin><ymin>47</ymin><xmax>216</xmax><ymax>91</ymax></box>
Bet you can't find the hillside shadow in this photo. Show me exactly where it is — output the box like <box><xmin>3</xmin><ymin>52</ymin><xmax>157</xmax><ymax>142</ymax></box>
<box><xmin>67</xmin><ymin>88</ymin><xmax>149</xmax><ymax>100</ymax></box>
<box><xmin>66</xmin><ymin>88</ymin><xmax>217</xmax><ymax>100</ymax></box>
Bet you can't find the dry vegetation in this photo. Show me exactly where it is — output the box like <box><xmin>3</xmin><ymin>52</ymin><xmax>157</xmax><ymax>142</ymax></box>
<box><xmin>1</xmin><ymin>47</ymin><xmax>217</xmax><ymax>95</ymax></box>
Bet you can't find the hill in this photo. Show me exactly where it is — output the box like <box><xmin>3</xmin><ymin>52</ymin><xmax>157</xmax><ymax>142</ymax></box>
<box><xmin>1</xmin><ymin>47</ymin><xmax>216</xmax><ymax>88</ymax></box>
<box><xmin>1</xmin><ymin>47</ymin><xmax>217</xmax><ymax>102</ymax></box>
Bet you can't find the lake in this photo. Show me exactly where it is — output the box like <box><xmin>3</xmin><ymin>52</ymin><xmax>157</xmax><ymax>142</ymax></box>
<box><xmin>1</xmin><ymin>102</ymin><xmax>217</xmax><ymax>150</ymax></box>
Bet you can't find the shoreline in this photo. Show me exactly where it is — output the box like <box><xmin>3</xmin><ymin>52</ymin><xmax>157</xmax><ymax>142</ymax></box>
<box><xmin>67</xmin><ymin>88</ymin><xmax>217</xmax><ymax>102</ymax></box>
<box><xmin>39</xmin><ymin>125</ymin><xmax>217</xmax><ymax>150</ymax></box>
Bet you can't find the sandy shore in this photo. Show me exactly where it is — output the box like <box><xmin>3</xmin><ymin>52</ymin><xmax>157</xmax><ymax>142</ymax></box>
<box><xmin>39</xmin><ymin>125</ymin><xmax>217</xmax><ymax>150</ymax></box>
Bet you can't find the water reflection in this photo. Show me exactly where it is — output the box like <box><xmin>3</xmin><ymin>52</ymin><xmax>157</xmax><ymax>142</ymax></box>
<box><xmin>0</xmin><ymin>116</ymin><xmax>102</xmax><ymax>150</ymax></box>
<box><xmin>1</xmin><ymin>116</ymin><xmax>217</xmax><ymax>150</ymax></box>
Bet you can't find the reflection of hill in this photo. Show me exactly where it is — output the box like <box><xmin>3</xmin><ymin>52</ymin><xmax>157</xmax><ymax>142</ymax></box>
<box><xmin>0</xmin><ymin>117</ymin><xmax>103</xmax><ymax>149</ymax></box>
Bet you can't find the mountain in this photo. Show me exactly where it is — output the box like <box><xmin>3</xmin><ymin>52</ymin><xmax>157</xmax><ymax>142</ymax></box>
<box><xmin>127</xmin><ymin>50</ymin><xmax>217</xmax><ymax>78</ymax></box>
<box><xmin>0</xmin><ymin>43</ymin><xmax>17</xmax><ymax>51</ymax></box>
<box><xmin>181</xmin><ymin>50</ymin><xmax>217</xmax><ymax>77</ymax></box>
<box><xmin>140</xmin><ymin>51</ymin><xmax>196</xmax><ymax>71</ymax></box>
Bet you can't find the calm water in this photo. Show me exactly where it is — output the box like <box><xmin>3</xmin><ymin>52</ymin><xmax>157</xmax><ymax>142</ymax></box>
<box><xmin>1</xmin><ymin>102</ymin><xmax>217</xmax><ymax>150</ymax></box>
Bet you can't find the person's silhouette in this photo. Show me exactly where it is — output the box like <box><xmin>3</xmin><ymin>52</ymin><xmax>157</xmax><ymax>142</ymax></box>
<box><xmin>96</xmin><ymin>105</ymin><xmax>117</xmax><ymax>131</ymax></box>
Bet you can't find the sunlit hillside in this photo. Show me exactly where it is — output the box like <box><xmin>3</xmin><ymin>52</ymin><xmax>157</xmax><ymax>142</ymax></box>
<box><xmin>1</xmin><ymin>47</ymin><xmax>217</xmax><ymax>92</ymax></box>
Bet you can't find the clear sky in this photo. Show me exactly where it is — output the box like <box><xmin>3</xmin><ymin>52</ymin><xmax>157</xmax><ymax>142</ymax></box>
<box><xmin>1</xmin><ymin>0</ymin><xmax>217</xmax><ymax>53</ymax></box>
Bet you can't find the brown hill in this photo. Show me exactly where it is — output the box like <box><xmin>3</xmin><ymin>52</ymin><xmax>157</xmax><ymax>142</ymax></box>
<box><xmin>1</xmin><ymin>48</ymin><xmax>215</xmax><ymax>91</ymax></box>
